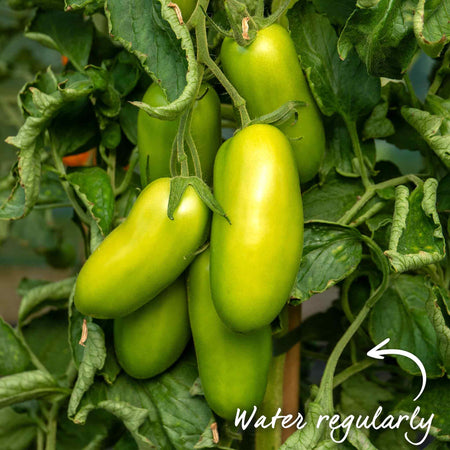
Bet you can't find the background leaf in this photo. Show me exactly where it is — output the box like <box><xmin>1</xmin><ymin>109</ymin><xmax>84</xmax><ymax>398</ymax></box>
<box><xmin>288</xmin><ymin>2</ymin><xmax>380</xmax><ymax>120</ymax></box>
<box><xmin>338</xmin><ymin>0</ymin><xmax>417</xmax><ymax>79</ymax></box>
<box><xmin>25</xmin><ymin>10</ymin><xmax>93</xmax><ymax>71</ymax></box>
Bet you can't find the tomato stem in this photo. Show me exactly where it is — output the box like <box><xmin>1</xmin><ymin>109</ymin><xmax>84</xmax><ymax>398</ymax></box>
<box><xmin>115</xmin><ymin>147</ymin><xmax>139</xmax><ymax>196</ymax></box>
<box><xmin>50</xmin><ymin>143</ymin><xmax>91</xmax><ymax>225</ymax></box>
<box><xmin>311</xmin><ymin>236</ymin><xmax>389</xmax><ymax>428</ymax></box>
<box><xmin>344</xmin><ymin>118</ymin><xmax>372</xmax><ymax>189</ymax></box>
<box><xmin>195</xmin><ymin>14</ymin><xmax>251</xmax><ymax>127</ymax></box>
<box><xmin>338</xmin><ymin>174</ymin><xmax>423</xmax><ymax>225</ymax></box>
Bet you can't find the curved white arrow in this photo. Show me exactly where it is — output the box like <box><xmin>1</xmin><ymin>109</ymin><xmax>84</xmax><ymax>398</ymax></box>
<box><xmin>367</xmin><ymin>338</ymin><xmax>427</xmax><ymax>401</ymax></box>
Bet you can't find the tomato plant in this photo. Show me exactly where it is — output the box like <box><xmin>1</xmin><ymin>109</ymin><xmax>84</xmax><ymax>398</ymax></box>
<box><xmin>1</xmin><ymin>0</ymin><xmax>450</xmax><ymax>449</ymax></box>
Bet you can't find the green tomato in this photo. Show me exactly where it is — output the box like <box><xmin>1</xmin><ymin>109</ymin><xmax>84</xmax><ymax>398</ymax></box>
<box><xmin>221</xmin><ymin>24</ymin><xmax>325</xmax><ymax>183</ymax></box>
<box><xmin>114</xmin><ymin>277</ymin><xmax>190</xmax><ymax>379</ymax></box>
<box><xmin>211</xmin><ymin>124</ymin><xmax>303</xmax><ymax>332</ymax></box>
<box><xmin>137</xmin><ymin>83</ymin><xmax>221</xmax><ymax>186</ymax></box>
<box><xmin>74</xmin><ymin>177</ymin><xmax>210</xmax><ymax>318</ymax></box>
<box><xmin>176</xmin><ymin>0</ymin><xmax>196</xmax><ymax>21</ymax></box>
<box><xmin>188</xmin><ymin>249</ymin><xmax>272</xmax><ymax>420</ymax></box>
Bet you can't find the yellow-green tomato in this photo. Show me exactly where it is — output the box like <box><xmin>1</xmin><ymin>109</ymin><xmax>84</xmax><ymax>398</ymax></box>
<box><xmin>220</xmin><ymin>24</ymin><xmax>325</xmax><ymax>183</ymax></box>
<box><xmin>188</xmin><ymin>249</ymin><xmax>272</xmax><ymax>420</ymax></box>
<box><xmin>138</xmin><ymin>83</ymin><xmax>221</xmax><ymax>186</ymax></box>
<box><xmin>114</xmin><ymin>278</ymin><xmax>190</xmax><ymax>379</ymax></box>
<box><xmin>211</xmin><ymin>124</ymin><xmax>303</xmax><ymax>332</ymax></box>
<box><xmin>74</xmin><ymin>177</ymin><xmax>210</xmax><ymax>318</ymax></box>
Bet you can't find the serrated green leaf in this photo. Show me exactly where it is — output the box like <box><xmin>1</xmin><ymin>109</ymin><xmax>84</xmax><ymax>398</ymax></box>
<box><xmin>25</xmin><ymin>10</ymin><xmax>93</xmax><ymax>71</ymax></box>
<box><xmin>288</xmin><ymin>2</ymin><xmax>380</xmax><ymax>120</ymax></box>
<box><xmin>291</xmin><ymin>222</ymin><xmax>362</xmax><ymax>303</ymax></box>
<box><xmin>370</xmin><ymin>275</ymin><xmax>443</xmax><ymax>377</ymax></box>
<box><xmin>427</xmin><ymin>285</ymin><xmax>450</xmax><ymax>376</ymax></box>
<box><xmin>414</xmin><ymin>0</ymin><xmax>450</xmax><ymax>58</ymax></box>
<box><xmin>0</xmin><ymin>318</ymin><xmax>31</xmax><ymax>376</ymax></box>
<box><xmin>18</xmin><ymin>277</ymin><xmax>75</xmax><ymax>325</ymax></box>
<box><xmin>402</xmin><ymin>107</ymin><xmax>450</xmax><ymax>169</ymax></box>
<box><xmin>68</xmin><ymin>322</ymin><xmax>107</xmax><ymax>417</ymax></box>
<box><xmin>385</xmin><ymin>179</ymin><xmax>445</xmax><ymax>273</ymax></box>
<box><xmin>338</xmin><ymin>0</ymin><xmax>417</xmax><ymax>79</ymax></box>
<box><xmin>107</xmin><ymin>0</ymin><xmax>199</xmax><ymax>120</ymax></box>
<box><xmin>67</xmin><ymin>167</ymin><xmax>115</xmax><ymax>235</ymax></box>
<box><xmin>0</xmin><ymin>370</ymin><xmax>68</xmax><ymax>408</ymax></box>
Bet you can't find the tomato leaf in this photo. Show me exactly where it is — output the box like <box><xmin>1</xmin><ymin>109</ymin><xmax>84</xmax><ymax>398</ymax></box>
<box><xmin>67</xmin><ymin>167</ymin><xmax>115</xmax><ymax>236</ymax></box>
<box><xmin>0</xmin><ymin>408</ymin><xmax>37</xmax><ymax>450</ymax></box>
<box><xmin>290</xmin><ymin>222</ymin><xmax>362</xmax><ymax>304</ymax></box>
<box><xmin>427</xmin><ymin>285</ymin><xmax>450</xmax><ymax>376</ymax></box>
<box><xmin>395</xmin><ymin>379</ymin><xmax>450</xmax><ymax>440</ymax></box>
<box><xmin>311</xmin><ymin>0</ymin><xmax>356</xmax><ymax>26</ymax></box>
<box><xmin>0</xmin><ymin>318</ymin><xmax>31</xmax><ymax>376</ymax></box>
<box><xmin>68</xmin><ymin>322</ymin><xmax>107</xmax><ymax>417</ymax></box>
<box><xmin>18</xmin><ymin>277</ymin><xmax>75</xmax><ymax>325</ymax></box>
<box><xmin>22</xmin><ymin>310</ymin><xmax>73</xmax><ymax>379</ymax></box>
<box><xmin>288</xmin><ymin>2</ymin><xmax>380</xmax><ymax>120</ymax></box>
<box><xmin>65</xmin><ymin>0</ymin><xmax>104</xmax><ymax>14</ymax></box>
<box><xmin>0</xmin><ymin>370</ymin><xmax>68</xmax><ymax>408</ymax></box>
<box><xmin>370</xmin><ymin>275</ymin><xmax>443</xmax><ymax>377</ymax></box>
<box><xmin>413</xmin><ymin>0</ymin><xmax>450</xmax><ymax>58</ymax></box>
<box><xmin>322</xmin><ymin>116</ymin><xmax>376</xmax><ymax>179</ymax></box>
<box><xmin>25</xmin><ymin>10</ymin><xmax>94</xmax><ymax>71</ymax></box>
<box><xmin>339</xmin><ymin>374</ymin><xmax>394</xmax><ymax>417</ymax></box>
<box><xmin>3</xmin><ymin>69</ymin><xmax>96</xmax><ymax>220</ymax></box>
<box><xmin>402</xmin><ymin>107</ymin><xmax>450</xmax><ymax>169</ymax></box>
<box><xmin>385</xmin><ymin>179</ymin><xmax>445</xmax><ymax>273</ymax></box>
<box><xmin>337</xmin><ymin>0</ymin><xmax>417</xmax><ymax>79</ymax></box>
<box><xmin>303</xmin><ymin>172</ymin><xmax>365</xmax><ymax>222</ymax></box>
<box><xmin>108</xmin><ymin>0</ymin><xmax>199</xmax><ymax>120</ymax></box>
<box><xmin>437</xmin><ymin>174</ymin><xmax>450</xmax><ymax>213</ymax></box>
<box><xmin>71</xmin><ymin>354</ymin><xmax>214</xmax><ymax>450</ymax></box>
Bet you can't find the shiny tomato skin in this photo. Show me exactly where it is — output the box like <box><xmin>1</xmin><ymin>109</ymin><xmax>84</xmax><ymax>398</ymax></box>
<box><xmin>114</xmin><ymin>277</ymin><xmax>190</xmax><ymax>379</ymax></box>
<box><xmin>137</xmin><ymin>83</ymin><xmax>221</xmax><ymax>186</ymax></box>
<box><xmin>74</xmin><ymin>177</ymin><xmax>210</xmax><ymax>318</ymax></box>
<box><xmin>210</xmin><ymin>124</ymin><xmax>303</xmax><ymax>332</ymax></box>
<box><xmin>220</xmin><ymin>24</ymin><xmax>325</xmax><ymax>183</ymax></box>
<box><xmin>188</xmin><ymin>249</ymin><xmax>272</xmax><ymax>420</ymax></box>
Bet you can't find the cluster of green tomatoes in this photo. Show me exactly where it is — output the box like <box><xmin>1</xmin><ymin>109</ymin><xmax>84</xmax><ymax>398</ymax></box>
<box><xmin>74</xmin><ymin>22</ymin><xmax>325</xmax><ymax>420</ymax></box>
